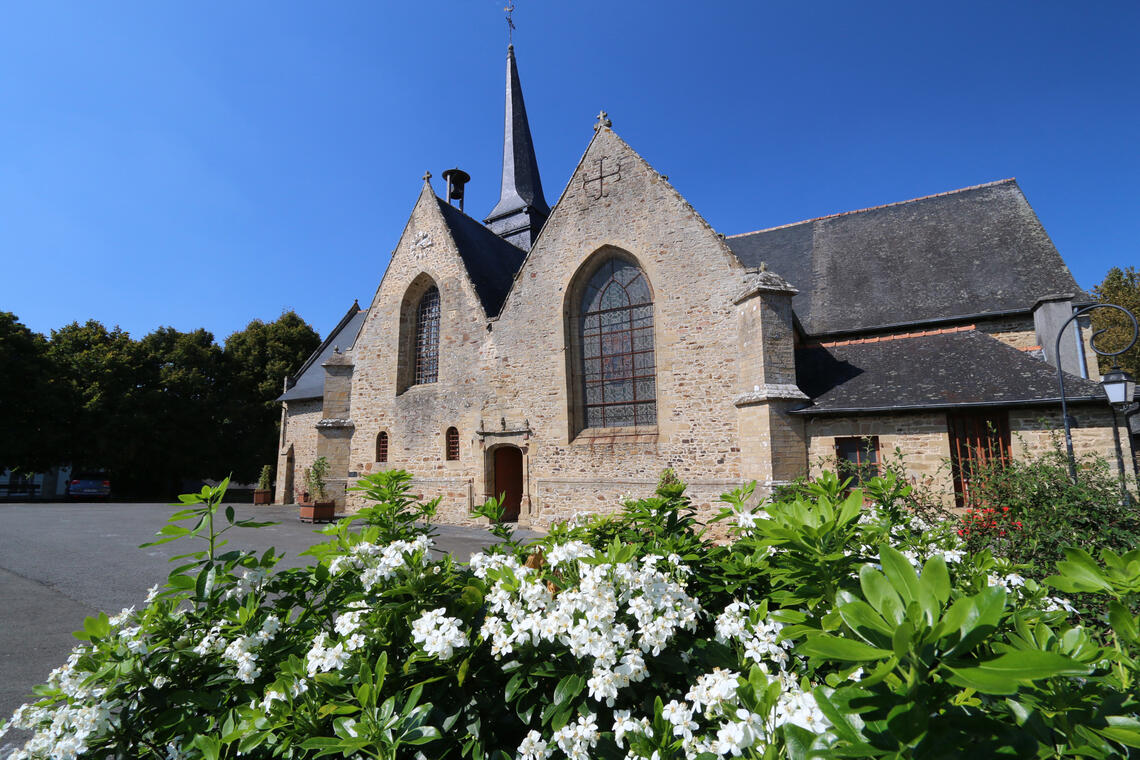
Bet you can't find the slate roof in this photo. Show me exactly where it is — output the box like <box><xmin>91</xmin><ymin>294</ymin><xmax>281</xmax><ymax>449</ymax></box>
<box><xmin>278</xmin><ymin>303</ymin><xmax>368</xmax><ymax>402</ymax></box>
<box><xmin>436</xmin><ymin>198</ymin><xmax>527</xmax><ymax>317</ymax></box>
<box><xmin>793</xmin><ymin>329</ymin><xmax>1107</xmax><ymax>415</ymax></box>
<box><xmin>485</xmin><ymin>45</ymin><xmax>550</xmax><ymax>222</ymax></box>
<box><xmin>727</xmin><ymin>180</ymin><xmax>1088</xmax><ymax>337</ymax></box>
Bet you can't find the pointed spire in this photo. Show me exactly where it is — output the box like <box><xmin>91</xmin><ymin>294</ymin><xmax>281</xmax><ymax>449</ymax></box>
<box><xmin>484</xmin><ymin>44</ymin><xmax>549</xmax><ymax>251</ymax></box>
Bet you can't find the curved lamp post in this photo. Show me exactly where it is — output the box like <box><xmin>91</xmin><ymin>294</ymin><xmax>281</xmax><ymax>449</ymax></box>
<box><xmin>1055</xmin><ymin>303</ymin><xmax>1138</xmax><ymax>499</ymax></box>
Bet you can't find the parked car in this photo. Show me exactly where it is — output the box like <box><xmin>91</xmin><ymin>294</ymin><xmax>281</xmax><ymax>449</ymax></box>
<box><xmin>68</xmin><ymin>472</ymin><xmax>111</xmax><ymax>500</ymax></box>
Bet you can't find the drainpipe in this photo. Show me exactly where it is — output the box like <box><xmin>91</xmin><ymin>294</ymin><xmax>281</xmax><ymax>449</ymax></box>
<box><xmin>1073</xmin><ymin>308</ymin><xmax>1090</xmax><ymax>379</ymax></box>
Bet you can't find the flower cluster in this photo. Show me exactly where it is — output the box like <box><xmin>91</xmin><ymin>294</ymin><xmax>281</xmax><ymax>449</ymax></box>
<box><xmin>0</xmin><ymin>651</ymin><xmax>116</xmax><ymax>760</ymax></box>
<box><xmin>220</xmin><ymin>614</ymin><xmax>280</xmax><ymax>683</ymax></box>
<box><xmin>478</xmin><ymin>547</ymin><xmax>699</xmax><ymax>707</ymax></box>
<box><xmin>328</xmin><ymin>535</ymin><xmax>433</xmax><ymax>590</ymax></box>
<box><xmin>958</xmin><ymin>505</ymin><xmax>1023</xmax><ymax>539</ymax></box>
<box><xmin>411</xmin><ymin>608</ymin><xmax>469</xmax><ymax>660</ymax></box>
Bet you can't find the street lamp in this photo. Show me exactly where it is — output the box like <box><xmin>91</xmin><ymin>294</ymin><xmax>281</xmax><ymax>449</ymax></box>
<box><xmin>1101</xmin><ymin>367</ymin><xmax>1136</xmax><ymax>407</ymax></box>
<box><xmin>1054</xmin><ymin>303</ymin><xmax>1138</xmax><ymax>494</ymax></box>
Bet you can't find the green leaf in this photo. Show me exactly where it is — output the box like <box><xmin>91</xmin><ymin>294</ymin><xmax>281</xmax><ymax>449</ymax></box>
<box><xmin>504</xmin><ymin>672</ymin><xmax>525</xmax><ymax>702</ymax></box>
<box><xmin>880</xmin><ymin>545</ymin><xmax>921</xmax><ymax>603</ymax></box>
<box><xmin>799</xmin><ymin>634</ymin><xmax>893</xmax><ymax>662</ymax></box>
<box><xmin>859</xmin><ymin>566</ymin><xmax>904</xmax><ymax>624</ymax></box>
<box><xmin>1095</xmin><ymin>716</ymin><xmax>1140</xmax><ymax>749</ymax></box>
<box><xmin>553</xmin><ymin>673</ymin><xmax>585</xmax><ymax>706</ymax></box>
<box><xmin>919</xmin><ymin>555</ymin><xmax>950</xmax><ymax>606</ymax></box>
<box><xmin>83</xmin><ymin>612</ymin><xmax>111</xmax><ymax>639</ymax></box>
<box><xmin>168</xmin><ymin>573</ymin><xmax>196</xmax><ymax>589</ymax></box>
<box><xmin>946</xmin><ymin>650</ymin><xmax>1088</xmax><ymax>695</ymax></box>
<box><xmin>404</xmin><ymin>726</ymin><xmax>442</xmax><ymax>745</ymax></box>
<box><xmin>192</xmin><ymin>735</ymin><xmax>221</xmax><ymax>760</ymax></box>
<box><xmin>1108</xmin><ymin>602</ymin><xmax>1138</xmax><ymax>644</ymax></box>
<box><xmin>456</xmin><ymin>654</ymin><xmax>471</xmax><ymax>686</ymax></box>
<box><xmin>836</xmin><ymin>596</ymin><xmax>893</xmax><ymax>643</ymax></box>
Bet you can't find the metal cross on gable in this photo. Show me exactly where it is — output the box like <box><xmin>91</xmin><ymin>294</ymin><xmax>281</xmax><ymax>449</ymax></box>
<box><xmin>582</xmin><ymin>156</ymin><xmax>621</xmax><ymax>201</ymax></box>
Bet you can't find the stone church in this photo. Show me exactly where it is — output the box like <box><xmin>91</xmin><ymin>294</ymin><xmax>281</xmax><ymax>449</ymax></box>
<box><xmin>275</xmin><ymin>45</ymin><xmax>1131</xmax><ymax>527</ymax></box>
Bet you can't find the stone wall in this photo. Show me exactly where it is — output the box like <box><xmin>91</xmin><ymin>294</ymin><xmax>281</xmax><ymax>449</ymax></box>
<box><xmin>975</xmin><ymin>315</ymin><xmax>1039</xmax><ymax>351</ymax></box>
<box><xmin>806</xmin><ymin>412</ymin><xmax>956</xmax><ymax>504</ymax></box>
<box><xmin>344</xmin><ymin>127</ymin><xmax>787</xmax><ymax>526</ymax></box>
<box><xmin>276</xmin><ymin>399</ymin><xmax>322</xmax><ymax>504</ymax></box>
<box><xmin>804</xmin><ymin>405</ymin><xmax>1135</xmax><ymax>508</ymax></box>
<box><xmin>1009</xmin><ymin>406</ymin><xmax>1134</xmax><ymax>477</ymax></box>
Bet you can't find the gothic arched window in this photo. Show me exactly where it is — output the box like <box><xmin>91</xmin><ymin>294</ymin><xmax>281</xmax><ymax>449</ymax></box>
<box><xmin>376</xmin><ymin>431</ymin><xmax>388</xmax><ymax>463</ymax></box>
<box><xmin>414</xmin><ymin>287</ymin><xmax>440</xmax><ymax>385</ymax></box>
<box><xmin>577</xmin><ymin>257</ymin><xmax>656</xmax><ymax>429</ymax></box>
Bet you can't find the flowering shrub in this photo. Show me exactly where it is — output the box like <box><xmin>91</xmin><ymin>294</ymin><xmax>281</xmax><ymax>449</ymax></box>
<box><xmin>957</xmin><ymin>504</ymin><xmax>1023</xmax><ymax>541</ymax></box>
<box><xmin>3</xmin><ymin>469</ymin><xmax>1140</xmax><ymax>759</ymax></box>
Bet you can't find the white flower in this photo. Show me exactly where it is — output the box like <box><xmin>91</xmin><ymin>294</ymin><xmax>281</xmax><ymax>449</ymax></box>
<box><xmin>517</xmin><ymin>729</ymin><xmax>550</xmax><ymax>760</ymax></box>
<box><xmin>546</xmin><ymin>540</ymin><xmax>595</xmax><ymax>568</ymax></box>
<box><xmin>411</xmin><ymin>608</ymin><xmax>468</xmax><ymax>660</ymax></box>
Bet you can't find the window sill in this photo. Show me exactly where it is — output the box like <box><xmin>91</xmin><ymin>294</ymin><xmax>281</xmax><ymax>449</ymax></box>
<box><xmin>572</xmin><ymin>425</ymin><xmax>658</xmax><ymax>445</ymax></box>
<box><xmin>396</xmin><ymin>382</ymin><xmax>438</xmax><ymax>397</ymax></box>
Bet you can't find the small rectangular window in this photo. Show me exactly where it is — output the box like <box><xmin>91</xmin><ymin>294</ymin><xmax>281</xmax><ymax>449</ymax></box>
<box><xmin>836</xmin><ymin>436</ymin><xmax>880</xmax><ymax>485</ymax></box>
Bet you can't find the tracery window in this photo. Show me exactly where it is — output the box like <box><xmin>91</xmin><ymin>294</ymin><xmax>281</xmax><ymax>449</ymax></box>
<box><xmin>376</xmin><ymin>431</ymin><xmax>388</xmax><ymax>463</ymax></box>
<box><xmin>445</xmin><ymin>427</ymin><xmax>460</xmax><ymax>461</ymax></box>
<box><xmin>414</xmin><ymin>287</ymin><xmax>440</xmax><ymax>385</ymax></box>
<box><xmin>578</xmin><ymin>257</ymin><xmax>656</xmax><ymax>429</ymax></box>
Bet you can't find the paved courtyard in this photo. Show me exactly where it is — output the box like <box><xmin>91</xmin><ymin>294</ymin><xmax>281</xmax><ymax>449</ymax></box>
<box><xmin>0</xmin><ymin>500</ymin><xmax>539</xmax><ymax>738</ymax></box>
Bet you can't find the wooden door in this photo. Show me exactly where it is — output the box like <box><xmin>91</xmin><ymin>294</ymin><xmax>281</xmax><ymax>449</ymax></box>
<box><xmin>947</xmin><ymin>410</ymin><xmax>1010</xmax><ymax>509</ymax></box>
<box><xmin>493</xmin><ymin>447</ymin><xmax>523</xmax><ymax>522</ymax></box>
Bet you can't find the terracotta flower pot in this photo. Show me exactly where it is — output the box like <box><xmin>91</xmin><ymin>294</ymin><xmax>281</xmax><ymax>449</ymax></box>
<box><xmin>299</xmin><ymin>500</ymin><xmax>337</xmax><ymax>524</ymax></box>
<box><xmin>253</xmin><ymin>489</ymin><xmax>272</xmax><ymax>505</ymax></box>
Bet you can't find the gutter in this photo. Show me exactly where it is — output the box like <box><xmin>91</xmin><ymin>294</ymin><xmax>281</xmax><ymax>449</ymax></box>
<box><xmin>790</xmin><ymin>396</ymin><xmax>1106</xmax><ymax>416</ymax></box>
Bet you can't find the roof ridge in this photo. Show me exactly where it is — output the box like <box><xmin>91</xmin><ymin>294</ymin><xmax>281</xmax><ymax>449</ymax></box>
<box><xmin>285</xmin><ymin>301</ymin><xmax>363</xmax><ymax>388</ymax></box>
<box><xmin>726</xmin><ymin>178</ymin><xmax>1018</xmax><ymax>239</ymax></box>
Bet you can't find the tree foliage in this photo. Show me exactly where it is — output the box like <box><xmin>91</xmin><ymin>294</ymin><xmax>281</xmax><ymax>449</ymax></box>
<box><xmin>1</xmin><ymin>311</ymin><xmax>319</xmax><ymax>496</ymax></box>
<box><xmin>1092</xmin><ymin>265</ymin><xmax>1140</xmax><ymax>379</ymax></box>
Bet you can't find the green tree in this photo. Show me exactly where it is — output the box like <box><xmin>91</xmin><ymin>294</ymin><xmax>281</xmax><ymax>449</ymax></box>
<box><xmin>1091</xmin><ymin>265</ymin><xmax>1140</xmax><ymax>379</ymax></box>
<box><xmin>133</xmin><ymin>326</ymin><xmax>227</xmax><ymax>494</ymax></box>
<box><xmin>46</xmin><ymin>320</ymin><xmax>142</xmax><ymax>481</ymax></box>
<box><xmin>0</xmin><ymin>312</ymin><xmax>68</xmax><ymax>471</ymax></box>
<box><xmin>221</xmin><ymin>311</ymin><xmax>321</xmax><ymax>481</ymax></box>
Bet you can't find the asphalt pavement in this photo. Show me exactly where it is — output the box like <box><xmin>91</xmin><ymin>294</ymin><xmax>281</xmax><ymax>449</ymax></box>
<box><xmin>0</xmin><ymin>500</ymin><xmax>540</xmax><ymax>741</ymax></box>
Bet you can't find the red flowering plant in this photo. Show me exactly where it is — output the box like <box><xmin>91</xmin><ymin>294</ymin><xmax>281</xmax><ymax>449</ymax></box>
<box><xmin>957</xmin><ymin>504</ymin><xmax>1024</xmax><ymax>545</ymax></box>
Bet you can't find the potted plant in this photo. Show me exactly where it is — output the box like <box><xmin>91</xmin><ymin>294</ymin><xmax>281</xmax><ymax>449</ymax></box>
<box><xmin>253</xmin><ymin>465</ymin><xmax>273</xmax><ymax>505</ymax></box>
<box><xmin>299</xmin><ymin>456</ymin><xmax>336</xmax><ymax>523</ymax></box>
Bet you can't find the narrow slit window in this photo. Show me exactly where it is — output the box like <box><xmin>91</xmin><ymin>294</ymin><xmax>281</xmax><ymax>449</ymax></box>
<box><xmin>445</xmin><ymin>427</ymin><xmax>460</xmax><ymax>461</ymax></box>
<box><xmin>376</xmin><ymin>431</ymin><xmax>388</xmax><ymax>463</ymax></box>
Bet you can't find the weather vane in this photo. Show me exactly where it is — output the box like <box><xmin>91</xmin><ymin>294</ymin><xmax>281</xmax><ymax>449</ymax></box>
<box><xmin>504</xmin><ymin>2</ymin><xmax>516</xmax><ymax>44</ymax></box>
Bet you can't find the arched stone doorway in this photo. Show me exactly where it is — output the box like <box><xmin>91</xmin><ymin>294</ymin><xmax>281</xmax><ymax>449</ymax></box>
<box><xmin>489</xmin><ymin>446</ymin><xmax>523</xmax><ymax>522</ymax></box>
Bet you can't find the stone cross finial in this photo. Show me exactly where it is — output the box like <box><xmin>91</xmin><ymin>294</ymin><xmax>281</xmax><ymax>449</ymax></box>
<box><xmin>423</xmin><ymin>170</ymin><xmax>432</xmax><ymax>182</ymax></box>
<box><xmin>594</xmin><ymin>110</ymin><xmax>612</xmax><ymax>131</ymax></box>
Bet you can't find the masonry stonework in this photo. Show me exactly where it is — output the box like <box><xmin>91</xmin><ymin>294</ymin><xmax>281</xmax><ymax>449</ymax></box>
<box><xmin>275</xmin><ymin>80</ymin><xmax>1127</xmax><ymax>526</ymax></box>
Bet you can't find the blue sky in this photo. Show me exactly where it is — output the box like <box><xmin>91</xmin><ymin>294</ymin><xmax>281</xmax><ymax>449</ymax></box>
<box><xmin>3</xmin><ymin>1</ymin><xmax>1137</xmax><ymax>343</ymax></box>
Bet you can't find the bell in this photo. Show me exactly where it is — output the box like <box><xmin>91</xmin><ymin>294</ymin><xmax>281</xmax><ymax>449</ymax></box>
<box><xmin>442</xmin><ymin>168</ymin><xmax>471</xmax><ymax>210</ymax></box>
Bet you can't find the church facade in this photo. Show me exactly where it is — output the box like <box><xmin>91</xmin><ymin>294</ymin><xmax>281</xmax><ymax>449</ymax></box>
<box><xmin>276</xmin><ymin>46</ymin><xmax>1131</xmax><ymax>526</ymax></box>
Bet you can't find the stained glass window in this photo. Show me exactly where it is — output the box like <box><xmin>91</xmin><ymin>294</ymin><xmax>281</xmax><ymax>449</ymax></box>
<box><xmin>414</xmin><ymin>287</ymin><xmax>440</xmax><ymax>385</ymax></box>
<box><xmin>579</xmin><ymin>259</ymin><xmax>656</xmax><ymax>428</ymax></box>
